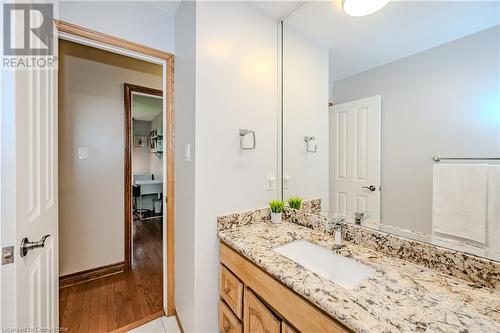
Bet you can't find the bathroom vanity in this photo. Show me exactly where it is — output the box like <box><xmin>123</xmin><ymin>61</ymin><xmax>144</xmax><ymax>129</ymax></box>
<box><xmin>217</xmin><ymin>207</ymin><xmax>500</xmax><ymax>333</ymax></box>
<box><xmin>219</xmin><ymin>242</ymin><xmax>350</xmax><ymax>333</ymax></box>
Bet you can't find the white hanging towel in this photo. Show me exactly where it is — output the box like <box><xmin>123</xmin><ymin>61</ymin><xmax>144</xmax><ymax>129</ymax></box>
<box><xmin>487</xmin><ymin>165</ymin><xmax>500</xmax><ymax>252</ymax></box>
<box><xmin>432</xmin><ymin>164</ymin><xmax>488</xmax><ymax>244</ymax></box>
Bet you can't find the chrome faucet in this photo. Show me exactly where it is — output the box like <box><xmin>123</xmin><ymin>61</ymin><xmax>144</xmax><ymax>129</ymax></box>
<box><xmin>326</xmin><ymin>218</ymin><xmax>345</xmax><ymax>249</ymax></box>
<box><xmin>354</xmin><ymin>212</ymin><xmax>366</xmax><ymax>225</ymax></box>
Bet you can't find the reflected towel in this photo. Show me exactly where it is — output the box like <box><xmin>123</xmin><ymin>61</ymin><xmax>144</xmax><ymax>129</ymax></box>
<box><xmin>432</xmin><ymin>164</ymin><xmax>488</xmax><ymax>243</ymax></box>
<box><xmin>487</xmin><ymin>165</ymin><xmax>500</xmax><ymax>252</ymax></box>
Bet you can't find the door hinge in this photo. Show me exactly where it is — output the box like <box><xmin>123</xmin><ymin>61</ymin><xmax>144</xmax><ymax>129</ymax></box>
<box><xmin>2</xmin><ymin>246</ymin><xmax>14</xmax><ymax>265</ymax></box>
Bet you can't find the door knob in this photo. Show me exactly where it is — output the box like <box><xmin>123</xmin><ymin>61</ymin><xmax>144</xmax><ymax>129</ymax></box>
<box><xmin>362</xmin><ymin>185</ymin><xmax>376</xmax><ymax>192</ymax></box>
<box><xmin>20</xmin><ymin>235</ymin><xmax>50</xmax><ymax>257</ymax></box>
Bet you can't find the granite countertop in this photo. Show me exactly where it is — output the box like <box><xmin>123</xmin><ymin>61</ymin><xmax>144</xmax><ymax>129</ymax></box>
<box><xmin>218</xmin><ymin>220</ymin><xmax>500</xmax><ymax>333</ymax></box>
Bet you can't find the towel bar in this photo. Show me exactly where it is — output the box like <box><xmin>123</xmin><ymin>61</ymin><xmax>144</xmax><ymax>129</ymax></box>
<box><xmin>433</xmin><ymin>156</ymin><xmax>500</xmax><ymax>162</ymax></box>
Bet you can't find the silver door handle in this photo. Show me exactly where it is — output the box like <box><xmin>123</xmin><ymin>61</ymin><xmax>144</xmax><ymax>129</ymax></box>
<box><xmin>362</xmin><ymin>185</ymin><xmax>376</xmax><ymax>192</ymax></box>
<box><xmin>20</xmin><ymin>235</ymin><xmax>50</xmax><ymax>257</ymax></box>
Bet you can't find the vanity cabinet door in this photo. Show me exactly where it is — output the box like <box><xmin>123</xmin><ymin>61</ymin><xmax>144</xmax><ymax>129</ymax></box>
<box><xmin>244</xmin><ymin>288</ymin><xmax>281</xmax><ymax>333</ymax></box>
<box><xmin>220</xmin><ymin>265</ymin><xmax>244</xmax><ymax>319</ymax></box>
<box><xmin>220</xmin><ymin>301</ymin><xmax>243</xmax><ymax>333</ymax></box>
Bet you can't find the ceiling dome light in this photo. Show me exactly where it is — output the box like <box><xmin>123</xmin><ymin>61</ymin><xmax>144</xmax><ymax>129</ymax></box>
<box><xmin>342</xmin><ymin>0</ymin><xmax>390</xmax><ymax>17</ymax></box>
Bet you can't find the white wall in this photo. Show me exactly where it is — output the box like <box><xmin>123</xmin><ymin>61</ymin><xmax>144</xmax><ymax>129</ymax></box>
<box><xmin>59</xmin><ymin>1</ymin><xmax>175</xmax><ymax>53</ymax></box>
<box><xmin>151</xmin><ymin>111</ymin><xmax>163</xmax><ymax>133</ymax></box>
<box><xmin>59</xmin><ymin>41</ymin><xmax>162</xmax><ymax>275</ymax></box>
<box><xmin>132</xmin><ymin>120</ymin><xmax>151</xmax><ymax>175</ymax></box>
<box><xmin>283</xmin><ymin>26</ymin><xmax>329</xmax><ymax>208</ymax></box>
<box><xmin>192</xmin><ymin>2</ymin><xmax>278</xmax><ymax>331</ymax></box>
<box><xmin>333</xmin><ymin>26</ymin><xmax>500</xmax><ymax>234</ymax></box>
<box><xmin>174</xmin><ymin>1</ymin><xmax>196</xmax><ymax>332</ymax></box>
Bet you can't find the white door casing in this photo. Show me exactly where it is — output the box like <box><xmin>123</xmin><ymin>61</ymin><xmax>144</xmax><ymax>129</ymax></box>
<box><xmin>330</xmin><ymin>96</ymin><xmax>381</xmax><ymax>225</ymax></box>
<box><xmin>10</xmin><ymin>52</ymin><xmax>59</xmax><ymax>329</ymax></box>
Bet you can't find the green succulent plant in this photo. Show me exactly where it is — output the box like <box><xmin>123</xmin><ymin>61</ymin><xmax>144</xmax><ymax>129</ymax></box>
<box><xmin>288</xmin><ymin>197</ymin><xmax>303</xmax><ymax>210</ymax></box>
<box><xmin>269</xmin><ymin>200</ymin><xmax>285</xmax><ymax>213</ymax></box>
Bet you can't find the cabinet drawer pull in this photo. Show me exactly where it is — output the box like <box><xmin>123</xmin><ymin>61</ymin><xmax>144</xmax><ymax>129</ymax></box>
<box><xmin>224</xmin><ymin>287</ymin><xmax>230</xmax><ymax>294</ymax></box>
<box><xmin>223</xmin><ymin>325</ymin><xmax>231</xmax><ymax>332</ymax></box>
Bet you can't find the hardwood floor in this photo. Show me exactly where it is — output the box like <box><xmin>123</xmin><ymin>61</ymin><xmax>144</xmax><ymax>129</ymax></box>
<box><xmin>59</xmin><ymin>218</ymin><xmax>163</xmax><ymax>332</ymax></box>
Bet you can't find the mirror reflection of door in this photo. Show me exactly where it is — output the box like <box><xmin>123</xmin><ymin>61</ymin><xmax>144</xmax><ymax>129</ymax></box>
<box><xmin>330</xmin><ymin>96</ymin><xmax>381</xmax><ymax>226</ymax></box>
<box><xmin>280</xmin><ymin>1</ymin><xmax>499</xmax><ymax>260</ymax></box>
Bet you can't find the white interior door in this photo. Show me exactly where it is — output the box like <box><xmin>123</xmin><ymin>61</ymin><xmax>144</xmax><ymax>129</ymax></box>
<box><xmin>3</xmin><ymin>53</ymin><xmax>59</xmax><ymax>329</ymax></box>
<box><xmin>330</xmin><ymin>96</ymin><xmax>381</xmax><ymax>225</ymax></box>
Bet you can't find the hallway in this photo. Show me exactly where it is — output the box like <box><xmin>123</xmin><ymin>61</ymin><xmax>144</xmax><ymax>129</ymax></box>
<box><xmin>59</xmin><ymin>219</ymin><xmax>163</xmax><ymax>332</ymax></box>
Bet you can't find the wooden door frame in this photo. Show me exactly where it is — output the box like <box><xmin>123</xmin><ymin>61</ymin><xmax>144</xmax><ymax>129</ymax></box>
<box><xmin>54</xmin><ymin>20</ymin><xmax>176</xmax><ymax>316</ymax></box>
<box><xmin>124</xmin><ymin>83</ymin><xmax>163</xmax><ymax>271</ymax></box>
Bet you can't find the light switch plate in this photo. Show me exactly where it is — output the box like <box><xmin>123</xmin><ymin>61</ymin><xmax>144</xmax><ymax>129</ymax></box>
<box><xmin>283</xmin><ymin>175</ymin><xmax>290</xmax><ymax>189</ymax></box>
<box><xmin>185</xmin><ymin>144</ymin><xmax>191</xmax><ymax>162</ymax></box>
<box><xmin>78</xmin><ymin>147</ymin><xmax>88</xmax><ymax>159</ymax></box>
<box><xmin>266</xmin><ymin>175</ymin><xmax>275</xmax><ymax>191</ymax></box>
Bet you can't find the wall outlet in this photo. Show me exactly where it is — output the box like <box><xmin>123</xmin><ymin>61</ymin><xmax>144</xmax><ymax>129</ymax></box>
<box><xmin>266</xmin><ymin>175</ymin><xmax>275</xmax><ymax>191</ymax></box>
<box><xmin>78</xmin><ymin>147</ymin><xmax>88</xmax><ymax>159</ymax></box>
<box><xmin>283</xmin><ymin>175</ymin><xmax>290</xmax><ymax>189</ymax></box>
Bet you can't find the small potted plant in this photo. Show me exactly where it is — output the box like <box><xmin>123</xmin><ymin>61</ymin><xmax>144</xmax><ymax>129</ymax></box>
<box><xmin>288</xmin><ymin>197</ymin><xmax>303</xmax><ymax>210</ymax></box>
<box><xmin>269</xmin><ymin>200</ymin><xmax>285</xmax><ymax>224</ymax></box>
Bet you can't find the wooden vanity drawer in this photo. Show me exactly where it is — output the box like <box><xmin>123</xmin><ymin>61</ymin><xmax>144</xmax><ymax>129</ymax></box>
<box><xmin>220</xmin><ymin>265</ymin><xmax>244</xmax><ymax>319</ymax></box>
<box><xmin>220</xmin><ymin>301</ymin><xmax>243</xmax><ymax>333</ymax></box>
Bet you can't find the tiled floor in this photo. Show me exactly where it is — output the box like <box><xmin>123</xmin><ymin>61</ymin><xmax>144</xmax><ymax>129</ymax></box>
<box><xmin>129</xmin><ymin>316</ymin><xmax>181</xmax><ymax>333</ymax></box>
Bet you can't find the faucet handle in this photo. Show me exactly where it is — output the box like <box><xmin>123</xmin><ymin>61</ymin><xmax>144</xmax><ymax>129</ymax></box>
<box><xmin>356</xmin><ymin>211</ymin><xmax>371</xmax><ymax>219</ymax></box>
<box><xmin>354</xmin><ymin>211</ymin><xmax>366</xmax><ymax>218</ymax></box>
<box><xmin>325</xmin><ymin>218</ymin><xmax>344</xmax><ymax>233</ymax></box>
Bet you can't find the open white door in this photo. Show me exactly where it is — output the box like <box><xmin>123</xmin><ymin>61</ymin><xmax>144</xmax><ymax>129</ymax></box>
<box><xmin>15</xmin><ymin>66</ymin><xmax>58</xmax><ymax>330</ymax></box>
<box><xmin>1</xmin><ymin>34</ymin><xmax>58</xmax><ymax>332</ymax></box>
<box><xmin>330</xmin><ymin>95</ymin><xmax>381</xmax><ymax>225</ymax></box>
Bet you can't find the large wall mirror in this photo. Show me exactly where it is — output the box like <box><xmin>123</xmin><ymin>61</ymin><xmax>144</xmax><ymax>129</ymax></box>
<box><xmin>280</xmin><ymin>1</ymin><xmax>500</xmax><ymax>260</ymax></box>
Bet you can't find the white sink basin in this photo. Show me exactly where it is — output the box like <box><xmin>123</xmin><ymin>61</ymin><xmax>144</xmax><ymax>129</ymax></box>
<box><xmin>273</xmin><ymin>240</ymin><xmax>374</xmax><ymax>289</ymax></box>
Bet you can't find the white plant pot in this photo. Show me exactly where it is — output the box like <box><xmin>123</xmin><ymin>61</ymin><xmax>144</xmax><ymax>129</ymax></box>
<box><xmin>271</xmin><ymin>212</ymin><xmax>282</xmax><ymax>224</ymax></box>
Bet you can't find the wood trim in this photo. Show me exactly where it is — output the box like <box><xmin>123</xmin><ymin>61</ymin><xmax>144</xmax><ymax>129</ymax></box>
<box><xmin>220</xmin><ymin>242</ymin><xmax>352</xmax><ymax>333</ymax></box>
<box><xmin>54</xmin><ymin>20</ymin><xmax>173</xmax><ymax>61</ymax></box>
<box><xmin>174</xmin><ymin>310</ymin><xmax>186</xmax><ymax>333</ymax></box>
<box><xmin>110</xmin><ymin>310</ymin><xmax>165</xmax><ymax>333</ymax></box>
<box><xmin>165</xmin><ymin>52</ymin><xmax>175</xmax><ymax>316</ymax></box>
<box><xmin>124</xmin><ymin>83</ymin><xmax>163</xmax><ymax>271</ymax></box>
<box><xmin>55</xmin><ymin>20</ymin><xmax>176</xmax><ymax>316</ymax></box>
<box><xmin>59</xmin><ymin>261</ymin><xmax>125</xmax><ymax>289</ymax></box>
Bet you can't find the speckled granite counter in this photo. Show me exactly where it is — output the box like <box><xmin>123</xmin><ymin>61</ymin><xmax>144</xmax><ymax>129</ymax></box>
<box><xmin>217</xmin><ymin>214</ymin><xmax>500</xmax><ymax>333</ymax></box>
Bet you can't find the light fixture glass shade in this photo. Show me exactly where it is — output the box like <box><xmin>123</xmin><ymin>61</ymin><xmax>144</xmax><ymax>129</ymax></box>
<box><xmin>342</xmin><ymin>0</ymin><xmax>390</xmax><ymax>17</ymax></box>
